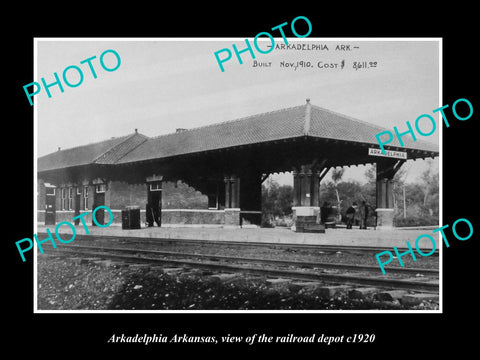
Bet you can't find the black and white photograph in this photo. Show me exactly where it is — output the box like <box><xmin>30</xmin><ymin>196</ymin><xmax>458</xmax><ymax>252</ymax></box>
<box><xmin>7</xmin><ymin>7</ymin><xmax>479</xmax><ymax>356</ymax></box>
<box><xmin>34</xmin><ymin>39</ymin><xmax>440</xmax><ymax>312</ymax></box>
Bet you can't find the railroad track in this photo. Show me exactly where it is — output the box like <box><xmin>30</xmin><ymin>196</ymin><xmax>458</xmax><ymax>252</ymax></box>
<box><xmin>41</xmin><ymin>243</ymin><xmax>439</xmax><ymax>293</ymax></box>
<box><xmin>37</xmin><ymin>232</ymin><xmax>440</xmax><ymax>255</ymax></box>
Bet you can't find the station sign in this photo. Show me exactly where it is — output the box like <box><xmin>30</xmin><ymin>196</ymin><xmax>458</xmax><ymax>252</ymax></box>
<box><xmin>368</xmin><ymin>148</ymin><xmax>407</xmax><ymax>159</ymax></box>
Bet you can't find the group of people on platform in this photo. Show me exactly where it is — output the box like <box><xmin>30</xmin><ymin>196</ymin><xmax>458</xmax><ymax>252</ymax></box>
<box><xmin>345</xmin><ymin>201</ymin><xmax>369</xmax><ymax>229</ymax></box>
<box><xmin>322</xmin><ymin>200</ymin><xmax>370</xmax><ymax>229</ymax></box>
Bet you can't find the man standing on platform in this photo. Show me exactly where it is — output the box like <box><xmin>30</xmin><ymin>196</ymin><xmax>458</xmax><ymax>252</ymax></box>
<box><xmin>346</xmin><ymin>202</ymin><xmax>356</xmax><ymax>229</ymax></box>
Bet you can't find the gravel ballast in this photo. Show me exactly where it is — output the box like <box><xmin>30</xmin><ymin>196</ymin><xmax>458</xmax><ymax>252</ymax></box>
<box><xmin>37</xmin><ymin>255</ymin><xmax>439</xmax><ymax>311</ymax></box>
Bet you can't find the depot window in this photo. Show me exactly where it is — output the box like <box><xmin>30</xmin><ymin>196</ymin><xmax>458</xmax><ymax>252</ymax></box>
<box><xmin>83</xmin><ymin>186</ymin><xmax>89</xmax><ymax>210</ymax></box>
<box><xmin>46</xmin><ymin>187</ymin><xmax>55</xmax><ymax>196</ymax></box>
<box><xmin>96</xmin><ymin>184</ymin><xmax>106</xmax><ymax>193</ymax></box>
<box><xmin>149</xmin><ymin>182</ymin><xmax>162</xmax><ymax>191</ymax></box>
<box><xmin>61</xmin><ymin>188</ymin><xmax>67</xmax><ymax>210</ymax></box>
<box><xmin>68</xmin><ymin>187</ymin><xmax>74</xmax><ymax>210</ymax></box>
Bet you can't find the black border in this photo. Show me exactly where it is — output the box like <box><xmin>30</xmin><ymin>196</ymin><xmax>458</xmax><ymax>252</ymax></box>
<box><xmin>7</xmin><ymin>6</ymin><xmax>479</xmax><ymax>355</ymax></box>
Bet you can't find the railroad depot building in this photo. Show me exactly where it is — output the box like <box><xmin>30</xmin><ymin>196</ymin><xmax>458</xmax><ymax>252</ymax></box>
<box><xmin>37</xmin><ymin>100</ymin><xmax>439</xmax><ymax>231</ymax></box>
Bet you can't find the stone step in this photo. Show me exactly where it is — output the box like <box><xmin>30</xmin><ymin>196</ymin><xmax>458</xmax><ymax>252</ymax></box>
<box><xmin>266</xmin><ymin>278</ymin><xmax>292</xmax><ymax>289</ymax></box>
<box><xmin>315</xmin><ymin>285</ymin><xmax>352</xmax><ymax>298</ymax></box>
<box><xmin>348</xmin><ymin>287</ymin><xmax>378</xmax><ymax>299</ymax></box>
<box><xmin>401</xmin><ymin>293</ymin><xmax>439</xmax><ymax>306</ymax></box>
<box><xmin>374</xmin><ymin>290</ymin><xmax>408</xmax><ymax>302</ymax></box>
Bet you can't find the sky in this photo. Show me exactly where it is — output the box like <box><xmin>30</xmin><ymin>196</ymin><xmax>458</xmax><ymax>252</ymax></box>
<box><xmin>35</xmin><ymin>38</ymin><xmax>440</xmax><ymax>184</ymax></box>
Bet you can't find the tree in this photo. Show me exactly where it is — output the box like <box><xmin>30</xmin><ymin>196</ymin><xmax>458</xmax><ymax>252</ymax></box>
<box><xmin>276</xmin><ymin>185</ymin><xmax>293</xmax><ymax>216</ymax></box>
<box><xmin>364</xmin><ymin>164</ymin><xmax>376</xmax><ymax>183</ymax></box>
<box><xmin>393</xmin><ymin>161</ymin><xmax>439</xmax><ymax>226</ymax></box>
<box><xmin>330</xmin><ymin>168</ymin><xmax>344</xmax><ymax>221</ymax></box>
<box><xmin>261</xmin><ymin>180</ymin><xmax>293</xmax><ymax>226</ymax></box>
<box><xmin>420</xmin><ymin>165</ymin><xmax>439</xmax><ymax>215</ymax></box>
<box><xmin>362</xmin><ymin>164</ymin><xmax>377</xmax><ymax>207</ymax></box>
<box><xmin>320</xmin><ymin>179</ymin><xmax>368</xmax><ymax>222</ymax></box>
<box><xmin>331</xmin><ymin>168</ymin><xmax>345</xmax><ymax>183</ymax></box>
<box><xmin>392</xmin><ymin>167</ymin><xmax>406</xmax><ymax>216</ymax></box>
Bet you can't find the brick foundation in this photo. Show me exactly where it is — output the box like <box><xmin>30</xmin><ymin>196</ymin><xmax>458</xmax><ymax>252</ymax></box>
<box><xmin>224</xmin><ymin>208</ymin><xmax>241</xmax><ymax>228</ymax></box>
<box><xmin>292</xmin><ymin>206</ymin><xmax>325</xmax><ymax>233</ymax></box>
<box><xmin>375</xmin><ymin>208</ymin><xmax>394</xmax><ymax>230</ymax></box>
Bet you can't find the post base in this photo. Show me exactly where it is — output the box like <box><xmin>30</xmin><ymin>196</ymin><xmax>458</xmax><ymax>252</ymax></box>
<box><xmin>224</xmin><ymin>208</ymin><xmax>241</xmax><ymax>228</ymax></box>
<box><xmin>376</xmin><ymin>208</ymin><xmax>394</xmax><ymax>230</ymax></box>
<box><xmin>292</xmin><ymin>207</ymin><xmax>325</xmax><ymax>233</ymax></box>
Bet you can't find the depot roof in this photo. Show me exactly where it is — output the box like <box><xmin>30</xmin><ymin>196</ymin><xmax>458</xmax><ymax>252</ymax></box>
<box><xmin>38</xmin><ymin>100</ymin><xmax>439</xmax><ymax>173</ymax></box>
<box><xmin>37</xmin><ymin>131</ymin><xmax>148</xmax><ymax>172</ymax></box>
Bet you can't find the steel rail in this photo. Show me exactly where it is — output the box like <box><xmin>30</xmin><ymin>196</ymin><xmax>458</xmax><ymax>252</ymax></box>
<box><xmin>41</xmin><ymin>247</ymin><xmax>439</xmax><ymax>293</ymax></box>
<box><xmin>38</xmin><ymin>232</ymin><xmax>440</xmax><ymax>255</ymax></box>
<box><xmin>51</xmin><ymin>243</ymin><xmax>439</xmax><ymax>276</ymax></box>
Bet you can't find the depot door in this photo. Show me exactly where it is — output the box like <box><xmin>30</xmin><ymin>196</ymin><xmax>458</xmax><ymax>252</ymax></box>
<box><xmin>92</xmin><ymin>184</ymin><xmax>106</xmax><ymax>226</ymax></box>
<box><xmin>146</xmin><ymin>181</ymin><xmax>162</xmax><ymax>227</ymax></box>
<box><xmin>45</xmin><ymin>187</ymin><xmax>56</xmax><ymax>225</ymax></box>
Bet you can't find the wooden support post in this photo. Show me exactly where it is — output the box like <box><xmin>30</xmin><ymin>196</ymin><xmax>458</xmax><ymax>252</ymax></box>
<box><xmin>291</xmin><ymin>163</ymin><xmax>325</xmax><ymax>233</ymax></box>
<box><xmin>375</xmin><ymin>159</ymin><xmax>405</xmax><ymax>229</ymax></box>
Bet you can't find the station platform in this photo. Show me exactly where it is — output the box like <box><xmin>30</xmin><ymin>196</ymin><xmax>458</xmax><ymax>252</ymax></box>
<box><xmin>35</xmin><ymin>223</ymin><xmax>440</xmax><ymax>250</ymax></box>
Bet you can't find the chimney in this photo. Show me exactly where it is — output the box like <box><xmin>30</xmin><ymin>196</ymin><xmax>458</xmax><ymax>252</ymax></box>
<box><xmin>134</xmin><ymin>128</ymin><xmax>138</xmax><ymax>134</ymax></box>
<box><xmin>303</xmin><ymin>98</ymin><xmax>312</xmax><ymax>135</ymax></box>
<box><xmin>57</xmin><ymin>147</ymin><xmax>61</xmax><ymax>151</ymax></box>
